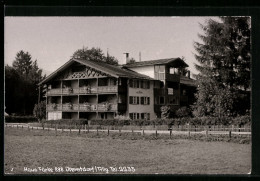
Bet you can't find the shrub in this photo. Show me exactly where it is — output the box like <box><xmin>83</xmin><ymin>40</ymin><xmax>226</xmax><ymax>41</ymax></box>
<box><xmin>5</xmin><ymin>115</ymin><xmax>38</xmax><ymax>123</ymax></box>
<box><xmin>176</xmin><ymin>106</ymin><xmax>191</xmax><ymax>118</ymax></box>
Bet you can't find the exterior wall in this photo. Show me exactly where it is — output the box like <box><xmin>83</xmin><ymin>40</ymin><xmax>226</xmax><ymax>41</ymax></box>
<box><xmin>128</xmin><ymin>65</ymin><xmax>155</xmax><ymax>79</ymax></box>
<box><xmin>48</xmin><ymin>111</ymin><xmax>62</xmax><ymax>120</ymax></box>
<box><xmin>128</xmin><ymin>80</ymin><xmax>156</xmax><ymax>120</ymax></box>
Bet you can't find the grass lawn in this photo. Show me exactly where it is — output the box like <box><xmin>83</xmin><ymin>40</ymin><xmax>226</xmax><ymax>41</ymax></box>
<box><xmin>4</xmin><ymin>127</ymin><xmax>251</xmax><ymax>175</ymax></box>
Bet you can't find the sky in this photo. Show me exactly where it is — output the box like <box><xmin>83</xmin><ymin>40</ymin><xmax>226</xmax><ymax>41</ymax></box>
<box><xmin>4</xmin><ymin>16</ymin><xmax>218</xmax><ymax>76</ymax></box>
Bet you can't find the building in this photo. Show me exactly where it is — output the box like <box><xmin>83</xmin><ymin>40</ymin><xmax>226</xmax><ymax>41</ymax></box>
<box><xmin>39</xmin><ymin>57</ymin><xmax>196</xmax><ymax>121</ymax></box>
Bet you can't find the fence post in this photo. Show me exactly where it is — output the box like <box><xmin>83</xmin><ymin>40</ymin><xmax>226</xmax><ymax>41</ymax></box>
<box><xmin>188</xmin><ymin>131</ymin><xmax>191</xmax><ymax>139</ymax></box>
<box><xmin>97</xmin><ymin>127</ymin><xmax>98</xmax><ymax>135</ymax></box>
<box><xmin>119</xmin><ymin>128</ymin><xmax>121</xmax><ymax>135</ymax></box>
<box><xmin>170</xmin><ymin>129</ymin><xmax>172</xmax><ymax>139</ymax></box>
<box><xmin>32</xmin><ymin>126</ymin><xmax>33</xmax><ymax>130</ymax></box>
<box><xmin>88</xmin><ymin>124</ymin><xmax>89</xmax><ymax>133</ymax></box>
<box><xmin>85</xmin><ymin>124</ymin><xmax>86</xmax><ymax>134</ymax></box>
<box><xmin>142</xmin><ymin>129</ymin><xmax>144</xmax><ymax>136</ymax></box>
<box><xmin>107</xmin><ymin>127</ymin><xmax>110</xmax><ymax>136</ymax></box>
<box><xmin>28</xmin><ymin>125</ymin><xmax>30</xmax><ymax>131</ymax></box>
<box><xmin>55</xmin><ymin>124</ymin><xmax>57</xmax><ymax>136</ymax></box>
<box><xmin>229</xmin><ymin>130</ymin><xmax>232</xmax><ymax>138</ymax></box>
<box><xmin>206</xmin><ymin>130</ymin><xmax>208</xmax><ymax>138</ymax></box>
<box><xmin>22</xmin><ymin>125</ymin><xmax>23</xmax><ymax>129</ymax></box>
<box><xmin>79</xmin><ymin>126</ymin><xmax>81</xmax><ymax>134</ymax></box>
<box><xmin>155</xmin><ymin>129</ymin><xmax>158</xmax><ymax>138</ymax></box>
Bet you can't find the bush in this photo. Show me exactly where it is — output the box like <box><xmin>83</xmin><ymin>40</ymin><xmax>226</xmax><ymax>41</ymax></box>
<box><xmin>176</xmin><ymin>106</ymin><xmax>191</xmax><ymax>118</ymax></box>
<box><xmin>44</xmin><ymin>119</ymin><xmax>88</xmax><ymax>125</ymax></box>
<box><xmin>5</xmin><ymin>115</ymin><xmax>38</xmax><ymax>123</ymax></box>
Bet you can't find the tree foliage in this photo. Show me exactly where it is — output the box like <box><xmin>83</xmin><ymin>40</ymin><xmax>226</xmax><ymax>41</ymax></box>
<box><xmin>5</xmin><ymin>50</ymin><xmax>45</xmax><ymax>115</ymax></box>
<box><xmin>33</xmin><ymin>101</ymin><xmax>46</xmax><ymax>122</ymax></box>
<box><xmin>72</xmin><ymin>47</ymin><xmax>118</xmax><ymax>65</ymax></box>
<box><xmin>193</xmin><ymin>17</ymin><xmax>251</xmax><ymax>117</ymax></box>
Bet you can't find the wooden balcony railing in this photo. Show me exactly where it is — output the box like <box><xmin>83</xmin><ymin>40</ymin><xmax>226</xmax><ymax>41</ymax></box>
<box><xmin>47</xmin><ymin>86</ymin><xmax>118</xmax><ymax>95</ymax></box>
<box><xmin>47</xmin><ymin>103</ymin><xmax>117</xmax><ymax>112</ymax></box>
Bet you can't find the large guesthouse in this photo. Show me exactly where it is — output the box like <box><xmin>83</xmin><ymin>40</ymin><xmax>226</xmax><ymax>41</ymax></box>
<box><xmin>39</xmin><ymin>57</ymin><xmax>196</xmax><ymax>121</ymax></box>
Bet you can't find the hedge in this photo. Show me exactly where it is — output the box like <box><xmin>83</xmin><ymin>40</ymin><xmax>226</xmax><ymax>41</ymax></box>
<box><xmin>39</xmin><ymin>116</ymin><xmax>251</xmax><ymax>127</ymax></box>
<box><xmin>5</xmin><ymin>116</ymin><xmax>38</xmax><ymax>123</ymax></box>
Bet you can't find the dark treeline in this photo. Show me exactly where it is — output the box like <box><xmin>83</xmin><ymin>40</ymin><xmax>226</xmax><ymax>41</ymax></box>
<box><xmin>5</xmin><ymin>50</ymin><xmax>46</xmax><ymax>115</ymax></box>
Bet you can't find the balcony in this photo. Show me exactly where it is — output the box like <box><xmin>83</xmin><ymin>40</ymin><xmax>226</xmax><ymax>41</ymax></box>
<box><xmin>166</xmin><ymin>73</ymin><xmax>180</xmax><ymax>82</ymax></box>
<box><xmin>47</xmin><ymin>103</ymin><xmax>117</xmax><ymax>112</ymax></box>
<box><xmin>47</xmin><ymin>86</ymin><xmax>118</xmax><ymax>95</ymax></box>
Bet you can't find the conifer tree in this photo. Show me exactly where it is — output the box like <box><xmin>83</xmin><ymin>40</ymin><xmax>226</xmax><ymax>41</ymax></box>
<box><xmin>193</xmin><ymin>17</ymin><xmax>251</xmax><ymax>117</ymax></box>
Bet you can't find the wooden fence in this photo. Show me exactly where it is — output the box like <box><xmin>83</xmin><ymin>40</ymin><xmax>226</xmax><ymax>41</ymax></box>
<box><xmin>5</xmin><ymin>123</ymin><xmax>251</xmax><ymax>140</ymax></box>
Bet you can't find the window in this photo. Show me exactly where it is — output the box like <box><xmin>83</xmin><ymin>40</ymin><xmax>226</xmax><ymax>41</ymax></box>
<box><xmin>129</xmin><ymin>96</ymin><xmax>139</xmax><ymax>104</ymax></box>
<box><xmin>136</xmin><ymin>113</ymin><xmax>139</xmax><ymax>119</ymax></box>
<box><xmin>129</xmin><ymin>113</ymin><xmax>133</xmax><ymax>120</ymax></box>
<box><xmin>101</xmin><ymin>113</ymin><xmax>107</xmax><ymax>120</ymax></box>
<box><xmin>140</xmin><ymin>97</ymin><xmax>150</xmax><ymax>105</ymax></box>
<box><xmin>159</xmin><ymin>96</ymin><xmax>165</xmax><ymax>104</ymax></box>
<box><xmin>140</xmin><ymin>80</ymin><xmax>144</xmax><ymax>88</ymax></box>
<box><xmin>136</xmin><ymin>80</ymin><xmax>139</xmax><ymax>88</ymax></box>
<box><xmin>141</xmin><ymin>113</ymin><xmax>144</xmax><ymax>119</ymax></box>
<box><xmin>129</xmin><ymin>79</ymin><xmax>133</xmax><ymax>87</ymax></box>
<box><xmin>139</xmin><ymin>113</ymin><xmax>150</xmax><ymax>120</ymax></box>
<box><xmin>146</xmin><ymin>113</ymin><xmax>150</xmax><ymax>120</ymax></box>
<box><xmin>133</xmin><ymin>113</ymin><xmax>136</xmax><ymax>120</ymax></box>
<box><xmin>141</xmin><ymin>97</ymin><xmax>144</xmax><ymax>104</ymax></box>
<box><xmin>155</xmin><ymin>65</ymin><xmax>165</xmax><ymax>80</ymax></box>
<box><xmin>146</xmin><ymin>81</ymin><xmax>150</xmax><ymax>89</ymax></box>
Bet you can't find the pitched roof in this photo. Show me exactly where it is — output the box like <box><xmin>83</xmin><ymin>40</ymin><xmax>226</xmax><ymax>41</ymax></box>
<box><xmin>74</xmin><ymin>58</ymin><xmax>153</xmax><ymax>79</ymax></box>
<box><xmin>123</xmin><ymin>57</ymin><xmax>189</xmax><ymax>68</ymax></box>
<box><xmin>39</xmin><ymin>58</ymin><xmax>153</xmax><ymax>85</ymax></box>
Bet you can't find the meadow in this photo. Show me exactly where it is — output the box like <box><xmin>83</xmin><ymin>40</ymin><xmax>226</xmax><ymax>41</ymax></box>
<box><xmin>4</xmin><ymin>127</ymin><xmax>251</xmax><ymax>175</ymax></box>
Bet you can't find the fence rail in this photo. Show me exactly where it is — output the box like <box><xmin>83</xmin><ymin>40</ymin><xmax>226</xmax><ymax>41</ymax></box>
<box><xmin>5</xmin><ymin>123</ymin><xmax>251</xmax><ymax>138</ymax></box>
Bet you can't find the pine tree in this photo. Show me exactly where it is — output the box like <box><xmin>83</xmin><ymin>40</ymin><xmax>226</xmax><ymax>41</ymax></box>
<box><xmin>193</xmin><ymin>17</ymin><xmax>251</xmax><ymax>117</ymax></box>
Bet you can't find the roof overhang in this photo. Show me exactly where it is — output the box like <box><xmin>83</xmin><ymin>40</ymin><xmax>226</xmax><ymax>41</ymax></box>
<box><xmin>38</xmin><ymin>59</ymin><xmax>119</xmax><ymax>85</ymax></box>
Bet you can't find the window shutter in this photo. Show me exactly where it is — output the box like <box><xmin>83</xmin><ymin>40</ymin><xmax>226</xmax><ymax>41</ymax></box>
<box><xmin>147</xmin><ymin>97</ymin><xmax>150</xmax><ymax>105</ymax></box>
<box><xmin>137</xmin><ymin>97</ymin><xmax>139</xmax><ymax>104</ymax></box>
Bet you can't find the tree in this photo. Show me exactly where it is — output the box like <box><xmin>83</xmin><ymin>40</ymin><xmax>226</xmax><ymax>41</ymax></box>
<box><xmin>12</xmin><ymin>50</ymin><xmax>33</xmax><ymax>80</ymax></box>
<box><xmin>5</xmin><ymin>50</ymin><xmax>45</xmax><ymax>115</ymax></box>
<box><xmin>33</xmin><ymin>101</ymin><xmax>46</xmax><ymax>122</ymax></box>
<box><xmin>161</xmin><ymin>106</ymin><xmax>171</xmax><ymax>119</ymax></box>
<box><xmin>72</xmin><ymin>47</ymin><xmax>118</xmax><ymax>65</ymax></box>
<box><xmin>126</xmin><ymin>57</ymin><xmax>136</xmax><ymax>64</ymax></box>
<box><xmin>193</xmin><ymin>17</ymin><xmax>251</xmax><ymax>117</ymax></box>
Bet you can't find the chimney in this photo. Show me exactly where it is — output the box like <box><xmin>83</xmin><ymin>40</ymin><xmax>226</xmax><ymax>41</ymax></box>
<box><xmin>187</xmin><ymin>71</ymin><xmax>190</xmax><ymax>78</ymax></box>
<box><xmin>124</xmin><ymin>53</ymin><xmax>129</xmax><ymax>64</ymax></box>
